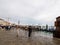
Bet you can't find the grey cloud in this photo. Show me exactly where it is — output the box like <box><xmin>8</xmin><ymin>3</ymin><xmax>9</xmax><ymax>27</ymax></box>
<box><xmin>0</xmin><ymin>0</ymin><xmax>60</xmax><ymax>25</ymax></box>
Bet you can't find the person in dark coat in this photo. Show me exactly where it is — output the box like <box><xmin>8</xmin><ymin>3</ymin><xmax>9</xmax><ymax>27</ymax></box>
<box><xmin>5</xmin><ymin>26</ymin><xmax>8</xmax><ymax>30</ymax></box>
<box><xmin>28</xmin><ymin>26</ymin><xmax>32</xmax><ymax>37</ymax></box>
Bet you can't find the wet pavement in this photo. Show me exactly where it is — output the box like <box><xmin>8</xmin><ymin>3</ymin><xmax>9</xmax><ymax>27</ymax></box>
<box><xmin>0</xmin><ymin>29</ymin><xmax>60</xmax><ymax>45</ymax></box>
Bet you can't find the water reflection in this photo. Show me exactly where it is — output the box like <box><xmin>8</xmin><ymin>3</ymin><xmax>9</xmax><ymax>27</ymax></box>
<box><xmin>32</xmin><ymin>31</ymin><xmax>53</xmax><ymax>38</ymax></box>
<box><xmin>0</xmin><ymin>29</ymin><xmax>60</xmax><ymax>45</ymax></box>
<box><xmin>16</xmin><ymin>29</ymin><xmax>53</xmax><ymax>38</ymax></box>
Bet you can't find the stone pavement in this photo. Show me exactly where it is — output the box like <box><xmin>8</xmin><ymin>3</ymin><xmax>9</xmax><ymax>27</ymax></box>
<box><xmin>0</xmin><ymin>29</ymin><xmax>60</xmax><ymax>45</ymax></box>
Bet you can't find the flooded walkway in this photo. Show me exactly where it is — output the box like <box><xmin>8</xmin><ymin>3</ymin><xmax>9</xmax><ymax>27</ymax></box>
<box><xmin>0</xmin><ymin>29</ymin><xmax>60</xmax><ymax>45</ymax></box>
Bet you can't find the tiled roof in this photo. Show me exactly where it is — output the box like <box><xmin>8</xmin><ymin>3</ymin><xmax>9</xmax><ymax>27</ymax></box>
<box><xmin>0</xmin><ymin>18</ymin><xmax>4</xmax><ymax>20</ymax></box>
<box><xmin>56</xmin><ymin>16</ymin><xmax>60</xmax><ymax>19</ymax></box>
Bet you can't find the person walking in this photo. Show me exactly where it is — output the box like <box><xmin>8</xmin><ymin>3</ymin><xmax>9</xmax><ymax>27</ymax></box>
<box><xmin>28</xmin><ymin>26</ymin><xmax>32</xmax><ymax>37</ymax></box>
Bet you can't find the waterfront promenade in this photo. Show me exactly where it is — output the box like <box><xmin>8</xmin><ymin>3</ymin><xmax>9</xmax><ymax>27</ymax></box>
<box><xmin>0</xmin><ymin>29</ymin><xmax>60</xmax><ymax>45</ymax></box>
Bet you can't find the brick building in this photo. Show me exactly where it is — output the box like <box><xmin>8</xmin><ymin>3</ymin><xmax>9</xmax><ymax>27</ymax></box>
<box><xmin>53</xmin><ymin>16</ymin><xmax>60</xmax><ymax>38</ymax></box>
<box><xmin>0</xmin><ymin>18</ymin><xmax>11</xmax><ymax>26</ymax></box>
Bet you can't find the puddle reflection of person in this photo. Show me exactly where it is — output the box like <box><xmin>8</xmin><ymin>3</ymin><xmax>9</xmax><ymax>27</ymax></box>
<box><xmin>16</xmin><ymin>26</ymin><xmax>19</xmax><ymax>37</ymax></box>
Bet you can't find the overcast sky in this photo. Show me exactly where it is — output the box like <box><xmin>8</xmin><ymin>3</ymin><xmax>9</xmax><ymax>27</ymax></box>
<box><xmin>0</xmin><ymin>0</ymin><xmax>60</xmax><ymax>26</ymax></box>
